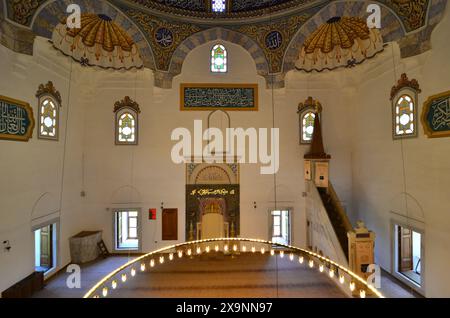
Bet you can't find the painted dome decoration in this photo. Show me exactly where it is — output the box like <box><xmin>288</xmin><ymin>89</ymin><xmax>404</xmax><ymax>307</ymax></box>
<box><xmin>296</xmin><ymin>16</ymin><xmax>384</xmax><ymax>72</ymax></box>
<box><xmin>52</xmin><ymin>14</ymin><xmax>143</xmax><ymax>70</ymax></box>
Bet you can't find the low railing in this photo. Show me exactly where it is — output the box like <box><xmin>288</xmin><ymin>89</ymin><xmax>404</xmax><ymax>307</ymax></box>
<box><xmin>84</xmin><ymin>238</ymin><xmax>384</xmax><ymax>299</ymax></box>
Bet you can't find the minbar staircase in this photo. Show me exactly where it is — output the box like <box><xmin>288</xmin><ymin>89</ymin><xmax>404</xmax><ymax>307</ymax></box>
<box><xmin>317</xmin><ymin>184</ymin><xmax>352</xmax><ymax>260</ymax></box>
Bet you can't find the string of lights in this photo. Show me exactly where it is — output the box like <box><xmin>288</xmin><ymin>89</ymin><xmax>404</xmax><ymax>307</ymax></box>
<box><xmin>84</xmin><ymin>238</ymin><xmax>384</xmax><ymax>299</ymax></box>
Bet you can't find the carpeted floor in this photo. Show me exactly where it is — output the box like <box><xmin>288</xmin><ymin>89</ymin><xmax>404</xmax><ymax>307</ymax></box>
<box><xmin>33</xmin><ymin>254</ymin><xmax>420</xmax><ymax>298</ymax></box>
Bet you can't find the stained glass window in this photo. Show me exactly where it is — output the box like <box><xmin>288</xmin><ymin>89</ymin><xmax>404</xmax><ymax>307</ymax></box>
<box><xmin>211</xmin><ymin>44</ymin><xmax>227</xmax><ymax>73</ymax></box>
<box><xmin>38</xmin><ymin>97</ymin><xmax>59</xmax><ymax>140</ymax></box>
<box><xmin>117</xmin><ymin>111</ymin><xmax>137</xmax><ymax>144</ymax></box>
<box><xmin>394</xmin><ymin>94</ymin><xmax>415</xmax><ymax>138</ymax></box>
<box><xmin>302</xmin><ymin>111</ymin><xmax>316</xmax><ymax>143</ymax></box>
<box><xmin>212</xmin><ymin>0</ymin><xmax>226</xmax><ymax>13</ymax></box>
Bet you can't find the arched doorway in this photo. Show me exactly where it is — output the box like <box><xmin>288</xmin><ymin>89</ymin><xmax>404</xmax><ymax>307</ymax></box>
<box><xmin>186</xmin><ymin>163</ymin><xmax>239</xmax><ymax>241</ymax></box>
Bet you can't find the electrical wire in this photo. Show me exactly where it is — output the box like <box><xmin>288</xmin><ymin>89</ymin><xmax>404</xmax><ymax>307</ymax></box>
<box><xmin>268</xmin><ymin>6</ymin><xmax>280</xmax><ymax>299</ymax></box>
<box><xmin>390</xmin><ymin>44</ymin><xmax>410</xmax><ymax>226</ymax></box>
<box><xmin>57</xmin><ymin>59</ymin><xmax>74</xmax><ymax>222</ymax></box>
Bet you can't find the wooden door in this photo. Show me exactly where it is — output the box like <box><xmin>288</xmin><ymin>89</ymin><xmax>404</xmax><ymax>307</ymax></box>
<box><xmin>398</xmin><ymin>227</ymin><xmax>413</xmax><ymax>271</ymax></box>
<box><xmin>162</xmin><ymin>209</ymin><xmax>178</xmax><ymax>241</ymax></box>
<box><xmin>40</xmin><ymin>225</ymin><xmax>52</xmax><ymax>268</ymax></box>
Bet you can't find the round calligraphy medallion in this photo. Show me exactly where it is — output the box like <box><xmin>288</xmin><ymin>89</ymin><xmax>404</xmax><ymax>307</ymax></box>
<box><xmin>155</xmin><ymin>27</ymin><xmax>174</xmax><ymax>48</ymax></box>
<box><xmin>265</xmin><ymin>30</ymin><xmax>283</xmax><ymax>50</ymax></box>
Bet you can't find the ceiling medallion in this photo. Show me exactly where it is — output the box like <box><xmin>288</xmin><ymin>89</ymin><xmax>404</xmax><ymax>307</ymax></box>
<box><xmin>155</xmin><ymin>27</ymin><xmax>174</xmax><ymax>48</ymax></box>
<box><xmin>265</xmin><ymin>30</ymin><xmax>283</xmax><ymax>50</ymax></box>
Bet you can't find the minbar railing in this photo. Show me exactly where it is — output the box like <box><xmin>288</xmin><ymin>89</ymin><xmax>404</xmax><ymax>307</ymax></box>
<box><xmin>83</xmin><ymin>238</ymin><xmax>384</xmax><ymax>299</ymax></box>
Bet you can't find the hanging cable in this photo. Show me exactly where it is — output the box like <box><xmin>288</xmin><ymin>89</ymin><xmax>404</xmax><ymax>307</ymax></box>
<box><xmin>391</xmin><ymin>43</ymin><xmax>416</xmax><ymax>296</ymax></box>
<box><xmin>390</xmin><ymin>44</ymin><xmax>410</xmax><ymax>225</ymax></box>
<box><xmin>57</xmin><ymin>58</ymin><xmax>74</xmax><ymax>220</ymax></box>
<box><xmin>267</xmin><ymin>6</ymin><xmax>280</xmax><ymax>299</ymax></box>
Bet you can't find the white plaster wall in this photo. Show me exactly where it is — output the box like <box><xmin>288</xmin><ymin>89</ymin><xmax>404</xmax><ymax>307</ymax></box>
<box><xmin>349</xmin><ymin>4</ymin><xmax>450</xmax><ymax>297</ymax></box>
<box><xmin>0</xmin><ymin>38</ymin><xmax>89</xmax><ymax>293</ymax></box>
<box><xmin>83</xmin><ymin>42</ymin><xmax>304</xmax><ymax>252</ymax></box>
<box><xmin>80</xmin><ymin>41</ymin><xmax>352</xmax><ymax>256</ymax></box>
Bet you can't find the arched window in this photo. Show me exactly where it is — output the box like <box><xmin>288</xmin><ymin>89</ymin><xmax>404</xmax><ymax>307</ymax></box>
<box><xmin>394</xmin><ymin>94</ymin><xmax>415</xmax><ymax>137</ymax></box>
<box><xmin>36</xmin><ymin>81</ymin><xmax>62</xmax><ymax>141</ymax></box>
<box><xmin>302</xmin><ymin>111</ymin><xmax>316</xmax><ymax>143</ymax></box>
<box><xmin>211</xmin><ymin>44</ymin><xmax>227</xmax><ymax>73</ymax></box>
<box><xmin>212</xmin><ymin>0</ymin><xmax>226</xmax><ymax>13</ymax></box>
<box><xmin>114</xmin><ymin>96</ymin><xmax>140</xmax><ymax>145</ymax></box>
<box><xmin>391</xmin><ymin>74</ymin><xmax>420</xmax><ymax>139</ymax></box>
<box><xmin>298</xmin><ymin>97</ymin><xmax>321</xmax><ymax>144</ymax></box>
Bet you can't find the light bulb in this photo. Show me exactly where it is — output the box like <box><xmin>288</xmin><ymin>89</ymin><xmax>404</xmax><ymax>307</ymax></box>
<box><xmin>339</xmin><ymin>275</ymin><xmax>345</xmax><ymax>284</ymax></box>
<box><xmin>329</xmin><ymin>269</ymin><xmax>335</xmax><ymax>278</ymax></box>
<box><xmin>289</xmin><ymin>253</ymin><xmax>294</xmax><ymax>261</ymax></box>
<box><xmin>197</xmin><ymin>247</ymin><xmax>202</xmax><ymax>254</ymax></box>
<box><xmin>206</xmin><ymin>246</ymin><xmax>210</xmax><ymax>253</ymax></box>
<box><xmin>178</xmin><ymin>250</ymin><xmax>183</xmax><ymax>258</ymax></box>
<box><xmin>111</xmin><ymin>280</ymin><xmax>117</xmax><ymax>289</ymax></box>
<box><xmin>242</xmin><ymin>246</ymin><xmax>247</xmax><ymax>252</ymax></box>
<box><xmin>270</xmin><ymin>250</ymin><xmax>275</xmax><ymax>256</ymax></box>
<box><xmin>169</xmin><ymin>253</ymin><xmax>174</xmax><ymax>260</ymax></box>
<box><xmin>150</xmin><ymin>259</ymin><xmax>155</xmax><ymax>267</ymax></box>
<box><xmin>121</xmin><ymin>274</ymin><xmax>127</xmax><ymax>282</ymax></box>
<box><xmin>102</xmin><ymin>287</ymin><xmax>108</xmax><ymax>297</ymax></box>
<box><xmin>159</xmin><ymin>256</ymin><xmax>164</xmax><ymax>264</ymax></box>
<box><xmin>299</xmin><ymin>256</ymin><xmax>304</xmax><ymax>264</ymax></box>
<box><xmin>233</xmin><ymin>244</ymin><xmax>238</xmax><ymax>252</ymax></box>
<box><xmin>350</xmin><ymin>282</ymin><xmax>356</xmax><ymax>292</ymax></box>
<box><xmin>251</xmin><ymin>246</ymin><xmax>256</xmax><ymax>253</ymax></box>
<box><xmin>261</xmin><ymin>248</ymin><xmax>265</xmax><ymax>254</ymax></box>
<box><xmin>319</xmin><ymin>265</ymin><xmax>324</xmax><ymax>273</ymax></box>
<box><xmin>309</xmin><ymin>260</ymin><xmax>314</xmax><ymax>268</ymax></box>
<box><xmin>140</xmin><ymin>263</ymin><xmax>146</xmax><ymax>272</ymax></box>
<box><xmin>360</xmin><ymin>290</ymin><xmax>366</xmax><ymax>298</ymax></box>
<box><xmin>224</xmin><ymin>245</ymin><xmax>229</xmax><ymax>252</ymax></box>
<box><xmin>215</xmin><ymin>245</ymin><xmax>219</xmax><ymax>252</ymax></box>
<box><xmin>280</xmin><ymin>251</ymin><xmax>284</xmax><ymax>258</ymax></box>
<box><xmin>131</xmin><ymin>268</ymin><xmax>136</xmax><ymax>277</ymax></box>
<box><xmin>187</xmin><ymin>249</ymin><xmax>192</xmax><ymax>256</ymax></box>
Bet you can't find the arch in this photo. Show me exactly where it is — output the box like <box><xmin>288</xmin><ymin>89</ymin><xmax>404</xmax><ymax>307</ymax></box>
<box><xmin>162</xmin><ymin>27</ymin><xmax>271</xmax><ymax>88</ymax></box>
<box><xmin>283</xmin><ymin>0</ymin><xmax>448</xmax><ymax>73</ymax></box>
<box><xmin>29</xmin><ymin>0</ymin><xmax>155</xmax><ymax>69</ymax></box>
<box><xmin>389</xmin><ymin>192</ymin><xmax>426</xmax><ymax>224</ymax></box>
<box><xmin>283</xmin><ymin>0</ymin><xmax>404</xmax><ymax>74</ymax></box>
<box><xmin>111</xmin><ymin>185</ymin><xmax>142</xmax><ymax>204</ymax></box>
<box><xmin>30</xmin><ymin>192</ymin><xmax>59</xmax><ymax>221</ymax></box>
<box><xmin>188</xmin><ymin>163</ymin><xmax>238</xmax><ymax>185</ymax></box>
<box><xmin>208</xmin><ymin>110</ymin><xmax>231</xmax><ymax>130</ymax></box>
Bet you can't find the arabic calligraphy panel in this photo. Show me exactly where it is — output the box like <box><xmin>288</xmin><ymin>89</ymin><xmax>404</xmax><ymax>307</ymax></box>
<box><xmin>422</xmin><ymin>90</ymin><xmax>450</xmax><ymax>138</ymax></box>
<box><xmin>0</xmin><ymin>95</ymin><xmax>35</xmax><ymax>142</ymax></box>
<box><xmin>180</xmin><ymin>83</ymin><xmax>258</xmax><ymax>111</ymax></box>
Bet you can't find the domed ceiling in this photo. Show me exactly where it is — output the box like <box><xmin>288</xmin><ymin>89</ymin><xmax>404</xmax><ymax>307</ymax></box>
<box><xmin>124</xmin><ymin>0</ymin><xmax>310</xmax><ymax>19</ymax></box>
<box><xmin>0</xmin><ymin>0</ymin><xmax>448</xmax><ymax>89</ymax></box>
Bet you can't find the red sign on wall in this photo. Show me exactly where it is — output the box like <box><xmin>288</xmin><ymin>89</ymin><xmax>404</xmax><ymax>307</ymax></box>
<box><xmin>149</xmin><ymin>209</ymin><xmax>157</xmax><ymax>220</ymax></box>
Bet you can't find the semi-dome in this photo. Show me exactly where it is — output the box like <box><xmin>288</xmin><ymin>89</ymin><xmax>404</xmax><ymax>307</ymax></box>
<box><xmin>296</xmin><ymin>16</ymin><xmax>384</xmax><ymax>72</ymax></box>
<box><xmin>52</xmin><ymin>13</ymin><xmax>143</xmax><ymax>70</ymax></box>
